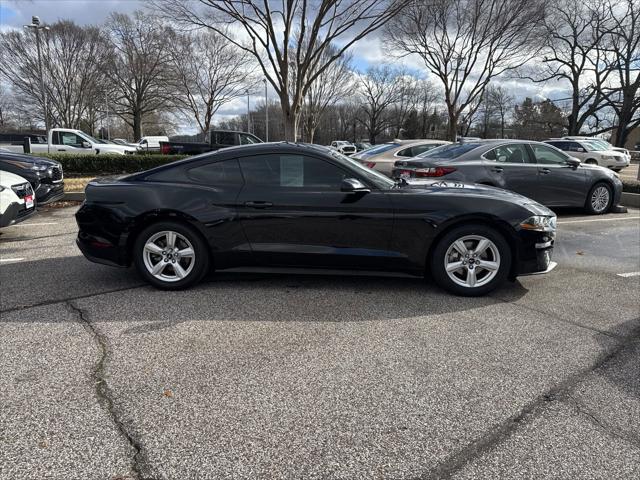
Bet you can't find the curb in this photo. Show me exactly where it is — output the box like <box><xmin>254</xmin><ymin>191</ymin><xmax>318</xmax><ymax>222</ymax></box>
<box><xmin>621</xmin><ymin>192</ymin><xmax>640</xmax><ymax>208</ymax></box>
<box><xmin>63</xmin><ymin>192</ymin><xmax>85</xmax><ymax>202</ymax></box>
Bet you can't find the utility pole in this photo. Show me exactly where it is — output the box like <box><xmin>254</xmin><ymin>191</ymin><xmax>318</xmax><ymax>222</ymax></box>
<box><xmin>246</xmin><ymin>89</ymin><xmax>251</xmax><ymax>133</ymax></box>
<box><xmin>24</xmin><ymin>16</ymin><xmax>50</xmax><ymax>138</ymax></box>
<box><xmin>263</xmin><ymin>79</ymin><xmax>269</xmax><ymax>142</ymax></box>
<box><xmin>105</xmin><ymin>92</ymin><xmax>110</xmax><ymax>140</ymax></box>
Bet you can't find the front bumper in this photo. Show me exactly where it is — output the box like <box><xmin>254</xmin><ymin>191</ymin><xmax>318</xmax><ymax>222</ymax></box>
<box><xmin>0</xmin><ymin>201</ymin><xmax>36</xmax><ymax>228</ymax></box>
<box><xmin>514</xmin><ymin>230</ymin><xmax>556</xmax><ymax>277</ymax></box>
<box><xmin>35</xmin><ymin>182</ymin><xmax>65</xmax><ymax>205</ymax></box>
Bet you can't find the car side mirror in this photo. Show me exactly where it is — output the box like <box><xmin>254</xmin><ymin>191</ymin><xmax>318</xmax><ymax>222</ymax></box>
<box><xmin>576</xmin><ymin>147</ymin><xmax>585</xmax><ymax>152</ymax></box>
<box><xmin>82</xmin><ymin>141</ymin><xmax>92</xmax><ymax>148</ymax></box>
<box><xmin>341</xmin><ymin>178</ymin><xmax>370</xmax><ymax>193</ymax></box>
<box><xmin>566</xmin><ymin>157</ymin><xmax>581</xmax><ymax>168</ymax></box>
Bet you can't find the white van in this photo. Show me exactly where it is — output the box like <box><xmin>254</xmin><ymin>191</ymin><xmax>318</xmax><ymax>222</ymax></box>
<box><xmin>137</xmin><ymin>136</ymin><xmax>169</xmax><ymax>152</ymax></box>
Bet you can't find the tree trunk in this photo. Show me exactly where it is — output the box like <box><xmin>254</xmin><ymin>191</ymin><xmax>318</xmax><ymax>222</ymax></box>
<box><xmin>446</xmin><ymin>118</ymin><xmax>457</xmax><ymax>142</ymax></box>
<box><xmin>133</xmin><ymin>110</ymin><xmax>142</xmax><ymax>141</ymax></box>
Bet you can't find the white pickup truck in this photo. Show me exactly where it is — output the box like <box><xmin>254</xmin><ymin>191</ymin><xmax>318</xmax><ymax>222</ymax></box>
<box><xmin>1</xmin><ymin>128</ymin><xmax>138</xmax><ymax>155</ymax></box>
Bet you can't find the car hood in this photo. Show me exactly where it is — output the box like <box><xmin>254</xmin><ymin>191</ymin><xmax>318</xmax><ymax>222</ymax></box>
<box><xmin>0</xmin><ymin>152</ymin><xmax>60</xmax><ymax>168</ymax></box>
<box><xmin>97</xmin><ymin>144</ymin><xmax>137</xmax><ymax>153</ymax></box>
<box><xmin>0</xmin><ymin>170</ymin><xmax>30</xmax><ymax>187</ymax></box>
<box><xmin>399</xmin><ymin>180</ymin><xmax>554</xmax><ymax>216</ymax></box>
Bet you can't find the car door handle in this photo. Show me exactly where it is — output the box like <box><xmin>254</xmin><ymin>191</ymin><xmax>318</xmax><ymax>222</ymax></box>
<box><xmin>244</xmin><ymin>201</ymin><xmax>273</xmax><ymax>208</ymax></box>
<box><xmin>57</xmin><ymin>149</ymin><xmax>66</xmax><ymax>151</ymax></box>
<box><xmin>491</xmin><ymin>167</ymin><xmax>504</xmax><ymax>173</ymax></box>
<box><xmin>539</xmin><ymin>168</ymin><xmax>551</xmax><ymax>174</ymax></box>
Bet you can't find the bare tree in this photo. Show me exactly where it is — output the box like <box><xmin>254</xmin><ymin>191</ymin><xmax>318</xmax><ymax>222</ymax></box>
<box><xmin>358</xmin><ymin>65</ymin><xmax>403</xmax><ymax>143</ymax></box>
<box><xmin>152</xmin><ymin>0</ymin><xmax>410</xmax><ymax>141</ymax></box>
<box><xmin>301</xmin><ymin>45</ymin><xmax>354</xmax><ymax>143</ymax></box>
<box><xmin>386</xmin><ymin>0</ymin><xmax>546</xmax><ymax>141</ymax></box>
<box><xmin>487</xmin><ymin>85</ymin><xmax>514</xmax><ymax>138</ymax></box>
<box><xmin>0</xmin><ymin>21</ymin><xmax>109</xmax><ymax>130</ymax></box>
<box><xmin>105</xmin><ymin>11</ymin><xmax>174</xmax><ymax>140</ymax></box>
<box><xmin>169</xmin><ymin>30</ymin><xmax>257</xmax><ymax>134</ymax></box>
<box><xmin>521</xmin><ymin>0</ymin><xmax>612</xmax><ymax>135</ymax></box>
<box><xmin>390</xmin><ymin>74</ymin><xmax>419</xmax><ymax>138</ymax></box>
<box><xmin>597</xmin><ymin>0</ymin><xmax>639</xmax><ymax>147</ymax></box>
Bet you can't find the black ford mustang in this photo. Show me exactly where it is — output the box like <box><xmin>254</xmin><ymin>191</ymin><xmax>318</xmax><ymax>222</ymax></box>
<box><xmin>76</xmin><ymin>143</ymin><xmax>557</xmax><ymax>296</ymax></box>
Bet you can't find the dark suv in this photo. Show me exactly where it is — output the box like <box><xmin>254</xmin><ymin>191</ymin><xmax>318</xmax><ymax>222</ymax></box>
<box><xmin>0</xmin><ymin>150</ymin><xmax>64</xmax><ymax>204</ymax></box>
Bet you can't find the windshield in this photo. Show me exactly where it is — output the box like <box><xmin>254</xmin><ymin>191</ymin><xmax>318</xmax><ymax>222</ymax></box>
<box><xmin>310</xmin><ymin>145</ymin><xmax>395</xmax><ymax>190</ymax></box>
<box><xmin>417</xmin><ymin>143</ymin><xmax>480</xmax><ymax>159</ymax></box>
<box><xmin>78</xmin><ymin>132</ymin><xmax>101</xmax><ymax>144</ymax></box>
<box><xmin>582</xmin><ymin>140</ymin><xmax>605</xmax><ymax>152</ymax></box>
<box><xmin>359</xmin><ymin>143</ymin><xmax>400</xmax><ymax>156</ymax></box>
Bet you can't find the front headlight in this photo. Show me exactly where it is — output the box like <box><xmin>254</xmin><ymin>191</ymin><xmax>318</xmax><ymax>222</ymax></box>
<box><xmin>520</xmin><ymin>215</ymin><xmax>557</xmax><ymax>232</ymax></box>
<box><xmin>31</xmin><ymin>164</ymin><xmax>49</xmax><ymax>171</ymax></box>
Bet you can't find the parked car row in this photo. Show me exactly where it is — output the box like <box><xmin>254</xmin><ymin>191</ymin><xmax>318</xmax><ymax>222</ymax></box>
<box><xmin>0</xmin><ymin>149</ymin><xmax>64</xmax><ymax>228</ymax></box>
<box><xmin>389</xmin><ymin>140</ymin><xmax>623</xmax><ymax>215</ymax></box>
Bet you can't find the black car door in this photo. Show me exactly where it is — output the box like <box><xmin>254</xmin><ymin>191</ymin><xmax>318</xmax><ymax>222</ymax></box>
<box><xmin>527</xmin><ymin>143</ymin><xmax>587</xmax><ymax>207</ymax></box>
<box><xmin>481</xmin><ymin>143</ymin><xmax>540</xmax><ymax>199</ymax></box>
<box><xmin>236</xmin><ymin>153</ymin><xmax>394</xmax><ymax>269</ymax></box>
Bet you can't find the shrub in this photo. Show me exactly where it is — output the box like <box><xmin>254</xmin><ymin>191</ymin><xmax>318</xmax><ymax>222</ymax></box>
<box><xmin>622</xmin><ymin>179</ymin><xmax>640</xmax><ymax>194</ymax></box>
<box><xmin>32</xmin><ymin>153</ymin><xmax>187</xmax><ymax>175</ymax></box>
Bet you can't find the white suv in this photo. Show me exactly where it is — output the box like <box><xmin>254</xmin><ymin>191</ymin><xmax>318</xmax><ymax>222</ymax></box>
<box><xmin>0</xmin><ymin>170</ymin><xmax>36</xmax><ymax>228</ymax></box>
<box><xmin>544</xmin><ymin>139</ymin><xmax>629</xmax><ymax>171</ymax></box>
<box><xmin>563</xmin><ymin>136</ymin><xmax>631</xmax><ymax>166</ymax></box>
<box><xmin>330</xmin><ymin>141</ymin><xmax>357</xmax><ymax>156</ymax></box>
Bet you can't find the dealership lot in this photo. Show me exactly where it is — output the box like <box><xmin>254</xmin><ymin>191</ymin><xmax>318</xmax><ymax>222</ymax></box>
<box><xmin>1</xmin><ymin>205</ymin><xmax>639</xmax><ymax>479</ymax></box>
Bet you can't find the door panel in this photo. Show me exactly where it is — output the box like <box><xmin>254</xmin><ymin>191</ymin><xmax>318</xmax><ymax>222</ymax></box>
<box><xmin>528</xmin><ymin>144</ymin><xmax>587</xmax><ymax>206</ymax></box>
<box><xmin>236</xmin><ymin>154</ymin><xmax>394</xmax><ymax>269</ymax></box>
<box><xmin>482</xmin><ymin>144</ymin><xmax>539</xmax><ymax>200</ymax></box>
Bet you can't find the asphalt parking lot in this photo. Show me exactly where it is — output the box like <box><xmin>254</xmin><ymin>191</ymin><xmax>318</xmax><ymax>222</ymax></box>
<box><xmin>1</xmin><ymin>204</ymin><xmax>639</xmax><ymax>479</ymax></box>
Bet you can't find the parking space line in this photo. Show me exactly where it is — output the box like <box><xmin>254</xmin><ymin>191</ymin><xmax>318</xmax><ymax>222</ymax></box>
<box><xmin>617</xmin><ymin>271</ymin><xmax>640</xmax><ymax>278</ymax></box>
<box><xmin>558</xmin><ymin>216</ymin><xmax>640</xmax><ymax>225</ymax></box>
<box><xmin>12</xmin><ymin>222</ymin><xmax>58</xmax><ymax>227</ymax></box>
<box><xmin>0</xmin><ymin>258</ymin><xmax>25</xmax><ymax>263</ymax></box>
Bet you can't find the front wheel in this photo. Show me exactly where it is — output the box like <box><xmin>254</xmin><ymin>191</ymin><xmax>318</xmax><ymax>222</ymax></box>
<box><xmin>585</xmin><ymin>182</ymin><xmax>612</xmax><ymax>215</ymax></box>
<box><xmin>133</xmin><ymin>221</ymin><xmax>209</xmax><ymax>290</ymax></box>
<box><xmin>430</xmin><ymin>225</ymin><xmax>512</xmax><ymax>296</ymax></box>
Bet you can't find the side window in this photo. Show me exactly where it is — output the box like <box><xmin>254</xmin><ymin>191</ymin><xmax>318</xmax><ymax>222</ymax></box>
<box><xmin>186</xmin><ymin>159</ymin><xmax>242</xmax><ymax>185</ymax></box>
<box><xmin>239</xmin><ymin>155</ymin><xmax>348</xmax><ymax>189</ymax></box>
<box><xmin>567</xmin><ymin>142</ymin><xmax>583</xmax><ymax>152</ymax></box>
<box><xmin>52</xmin><ymin>131</ymin><xmax>60</xmax><ymax>145</ymax></box>
<box><xmin>484</xmin><ymin>144</ymin><xmax>529</xmax><ymax>163</ymax></box>
<box><xmin>396</xmin><ymin>147</ymin><xmax>414</xmax><ymax>157</ymax></box>
<box><xmin>215</xmin><ymin>132</ymin><xmax>236</xmax><ymax>145</ymax></box>
<box><xmin>531</xmin><ymin>144</ymin><xmax>568</xmax><ymax>165</ymax></box>
<box><xmin>59</xmin><ymin>132</ymin><xmax>84</xmax><ymax>147</ymax></box>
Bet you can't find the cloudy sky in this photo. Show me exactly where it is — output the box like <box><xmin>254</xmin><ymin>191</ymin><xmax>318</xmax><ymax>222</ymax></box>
<box><xmin>1</xmin><ymin>0</ymin><xmax>568</xmax><ymax>132</ymax></box>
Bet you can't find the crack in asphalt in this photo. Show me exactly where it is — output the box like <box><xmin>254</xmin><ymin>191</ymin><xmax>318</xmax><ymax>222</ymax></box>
<box><xmin>1</xmin><ymin>285</ymin><xmax>146</xmax><ymax>314</ymax></box>
<box><xmin>565</xmin><ymin>393</ymin><xmax>640</xmax><ymax>449</ymax></box>
<box><xmin>419</xmin><ymin>322</ymin><xmax>640</xmax><ymax>479</ymax></box>
<box><xmin>66</xmin><ymin>300</ymin><xmax>156</xmax><ymax>480</ymax></box>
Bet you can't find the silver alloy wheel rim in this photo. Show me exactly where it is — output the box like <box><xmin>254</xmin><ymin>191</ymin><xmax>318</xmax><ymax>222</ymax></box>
<box><xmin>143</xmin><ymin>230</ymin><xmax>195</xmax><ymax>282</ymax></box>
<box><xmin>444</xmin><ymin>235</ymin><xmax>501</xmax><ymax>288</ymax></box>
<box><xmin>591</xmin><ymin>186</ymin><xmax>610</xmax><ymax>213</ymax></box>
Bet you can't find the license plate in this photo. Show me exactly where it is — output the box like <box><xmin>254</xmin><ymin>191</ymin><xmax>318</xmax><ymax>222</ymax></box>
<box><xmin>24</xmin><ymin>194</ymin><xmax>34</xmax><ymax>209</ymax></box>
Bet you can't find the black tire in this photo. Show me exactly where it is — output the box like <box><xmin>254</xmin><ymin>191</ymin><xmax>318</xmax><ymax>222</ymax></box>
<box><xmin>133</xmin><ymin>221</ymin><xmax>210</xmax><ymax>290</ymax></box>
<box><xmin>585</xmin><ymin>159</ymin><xmax>598</xmax><ymax>165</ymax></box>
<box><xmin>584</xmin><ymin>182</ymin><xmax>613</xmax><ymax>215</ymax></box>
<box><xmin>430</xmin><ymin>224</ymin><xmax>512</xmax><ymax>297</ymax></box>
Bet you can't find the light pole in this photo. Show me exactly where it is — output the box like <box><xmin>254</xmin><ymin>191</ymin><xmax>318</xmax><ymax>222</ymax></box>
<box><xmin>263</xmin><ymin>79</ymin><xmax>269</xmax><ymax>142</ymax></box>
<box><xmin>24</xmin><ymin>16</ymin><xmax>49</xmax><ymax>134</ymax></box>
<box><xmin>246</xmin><ymin>89</ymin><xmax>251</xmax><ymax>133</ymax></box>
<box><xmin>105</xmin><ymin>92</ymin><xmax>110</xmax><ymax>140</ymax></box>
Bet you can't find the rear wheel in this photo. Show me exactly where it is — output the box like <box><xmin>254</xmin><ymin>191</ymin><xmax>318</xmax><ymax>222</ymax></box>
<box><xmin>585</xmin><ymin>182</ymin><xmax>612</xmax><ymax>215</ymax></box>
<box><xmin>134</xmin><ymin>221</ymin><xmax>209</xmax><ymax>290</ymax></box>
<box><xmin>431</xmin><ymin>225</ymin><xmax>511</xmax><ymax>296</ymax></box>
